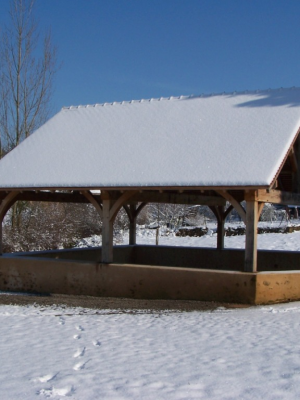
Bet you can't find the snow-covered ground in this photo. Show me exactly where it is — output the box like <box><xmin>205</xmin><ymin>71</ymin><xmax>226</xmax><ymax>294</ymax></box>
<box><xmin>2</xmin><ymin>230</ymin><xmax>300</xmax><ymax>399</ymax></box>
<box><xmin>1</xmin><ymin>302</ymin><xmax>300</xmax><ymax>399</ymax></box>
<box><xmin>135</xmin><ymin>227</ymin><xmax>300</xmax><ymax>251</ymax></box>
<box><xmin>77</xmin><ymin>223</ymin><xmax>300</xmax><ymax>252</ymax></box>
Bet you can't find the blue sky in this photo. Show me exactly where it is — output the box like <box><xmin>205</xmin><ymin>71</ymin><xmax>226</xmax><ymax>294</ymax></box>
<box><xmin>1</xmin><ymin>0</ymin><xmax>300</xmax><ymax>115</ymax></box>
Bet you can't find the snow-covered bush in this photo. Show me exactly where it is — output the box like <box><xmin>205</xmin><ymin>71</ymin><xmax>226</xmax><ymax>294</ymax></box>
<box><xmin>3</xmin><ymin>202</ymin><xmax>101</xmax><ymax>252</ymax></box>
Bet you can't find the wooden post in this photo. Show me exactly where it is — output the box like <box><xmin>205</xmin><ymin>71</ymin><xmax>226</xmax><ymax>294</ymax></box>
<box><xmin>129</xmin><ymin>203</ymin><xmax>137</xmax><ymax>245</ymax></box>
<box><xmin>245</xmin><ymin>200</ymin><xmax>258</xmax><ymax>272</ymax></box>
<box><xmin>101</xmin><ymin>198</ymin><xmax>113</xmax><ymax>263</ymax></box>
<box><xmin>0</xmin><ymin>221</ymin><xmax>2</xmax><ymax>255</ymax></box>
<box><xmin>217</xmin><ymin>217</ymin><xmax>225</xmax><ymax>249</ymax></box>
<box><xmin>210</xmin><ymin>205</ymin><xmax>225</xmax><ymax>250</ymax></box>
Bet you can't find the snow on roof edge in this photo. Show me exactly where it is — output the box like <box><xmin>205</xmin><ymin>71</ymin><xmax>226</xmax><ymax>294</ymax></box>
<box><xmin>61</xmin><ymin>86</ymin><xmax>298</xmax><ymax>110</ymax></box>
<box><xmin>268</xmin><ymin>125</ymin><xmax>300</xmax><ymax>186</ymax></box>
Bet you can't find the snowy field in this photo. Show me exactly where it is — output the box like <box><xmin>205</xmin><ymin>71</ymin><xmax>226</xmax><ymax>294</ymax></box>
<box><xmin>78</xmin><ymin>223</ymin><xmax>300</xmax><ymax>252</ymax></box>
<box><xmin>1</xmin><ymin>302</ymin><xmax>300</xmax><ymax>399</ymax></box>
<box><xmin>134</xmin><ymin>228</ymin><xmax>300</xmax><ymax>251</ymax></box>
<box><xmin>2</xmin><ymin>230</ymin><xmax>300</xmax><ymax>399</ymax></box>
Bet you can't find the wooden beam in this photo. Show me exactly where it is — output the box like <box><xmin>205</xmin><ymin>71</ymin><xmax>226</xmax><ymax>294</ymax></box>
<box><xmin>246</xmin><ymin>189</ymin><xmax>300</xmax><ymax>206</ymax></box>
<box><xmin>0</xmin><ymin>190</ymin><xmax>99</xmax><ymax>204</ymax></box>
<box><xmin>0</xmin><ymin>190</ymin><xmax>226</xmax><ymax>206</ymax></box>
<box><xmin>129</xmin><ymin>191</ymin><xmax>226</xmax><ymax>206</ymax></box>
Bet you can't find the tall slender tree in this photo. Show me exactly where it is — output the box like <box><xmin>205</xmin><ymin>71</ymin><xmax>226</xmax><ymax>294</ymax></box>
<box><xmin>0</xmin><ymin>0</ymin><xmax>57</xmax><ymax>156</ymax></box>
<box><xmin>0</xmin><ymin>0</ymin><xmax>57</xmax><ymax>229</ymax></box>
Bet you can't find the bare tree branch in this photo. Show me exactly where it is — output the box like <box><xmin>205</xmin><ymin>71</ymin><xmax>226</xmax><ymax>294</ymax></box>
<box><xmin>0</xmin><ymin>0</ymin><xmax>57</xmax><ymax>154</ymax></box>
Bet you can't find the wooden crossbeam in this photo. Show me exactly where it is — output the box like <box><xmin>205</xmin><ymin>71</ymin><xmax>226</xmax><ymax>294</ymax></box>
<box><xmin>129</xmin><ymin>191</ymin><xmax>226</xmax><ymax>206</ymax></box>
<box><xmin>245</xmin><ymin>189</ymin><xmax>300</xmax><ymax>206</ymax></box>
<box><xmin>5</xmin><ymin>189</ymin><xmax>300</xmax><ymax>207</ymax></box>
<box><xmin>0</xmin><ymin>189</ymin><xmax>226</xmax><ymax>208</ymax></box>
<box><xmin>0</xmin><ymin>191</ymin><xmax>99</xmax><ymax>204</ymax></box>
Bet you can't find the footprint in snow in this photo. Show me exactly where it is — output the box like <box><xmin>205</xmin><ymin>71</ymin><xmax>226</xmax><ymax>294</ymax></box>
<box><xmin>73</xmin><ymin>334</ymin><xmax>81</xmax><ymax>340</ymax></box>
<box><xmin>76</xmin><ymin>325</ymin><xmax>84</xmax><ymax>331</ymax></box>
<box><xmin>35</xmin><ymin>373</ymin><xmax>57</xmax><ymax>383</ymax></box>
<box><xmin>38</xmin><ymin>385</ymin><xmax>74</xmax><ymax>397</ymax></box>
<box><xmin>58</xmin><ymin>317</ymin><xmax>65</xmax><ymax>325</ymax></box>
<box><xmin>73</xmin><ymin>347</ymin><xmax>85</xmax><ymax>358</ymax></box>
<box><xmin>73</xmin><ymin>360</ymin><xmax>88</xmax><ymax>371</ymax></box>
<box><xmin>92</xmin><ymin>340</ymin><xmax>101</xmax><ymax>347</ymax></box>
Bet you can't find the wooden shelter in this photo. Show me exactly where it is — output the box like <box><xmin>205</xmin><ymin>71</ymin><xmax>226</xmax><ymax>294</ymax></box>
<box><xmin>1</xmin><ymin>88</ymin><xmax>300</xmax><ymax>303</ymax></box>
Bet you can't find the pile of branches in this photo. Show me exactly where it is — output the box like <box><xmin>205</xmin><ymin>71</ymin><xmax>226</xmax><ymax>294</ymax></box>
<box><xmin>176</xmin><ymin>227</ymin><xmax>208</xmax><ymax>237</ymax></box>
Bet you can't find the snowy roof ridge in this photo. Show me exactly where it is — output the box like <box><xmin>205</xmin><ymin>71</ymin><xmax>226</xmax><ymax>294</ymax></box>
<box><xmin>61</xmin><ymin>86</ymin><xmax>298</xmax><ymax>110</ymax></box>
<box><xmin>62</xmin><ymin>95</ymin><xmax>189</xmax><ymax>110</ymax></box>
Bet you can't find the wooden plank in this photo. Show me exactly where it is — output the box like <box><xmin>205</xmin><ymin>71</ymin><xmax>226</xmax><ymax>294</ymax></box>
<box><xmin>245</xmin><ymin>200</ymin><xmax>258</xmax><ymax>273</ymax></box>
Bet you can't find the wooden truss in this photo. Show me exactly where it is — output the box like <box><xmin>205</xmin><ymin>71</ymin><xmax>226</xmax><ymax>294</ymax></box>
<box><xmin>1</xmin><ymin>185</ymin><xmax>300</xmax><ymax>272</ymax></box>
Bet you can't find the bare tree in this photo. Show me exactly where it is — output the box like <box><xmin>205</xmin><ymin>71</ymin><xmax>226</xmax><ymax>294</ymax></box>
<box><xmin>147</xmin><ymin>203</ymin><xmax>200</xmax><ymax>229</ymax></box>
<box><xmin>0</xmin><ymin>0</ymin><xmax>57</xmax><ymax>155</ymax></box>
<box><xmin>0</xmin><ymin>0</ymin><xmax>57</xmax><ymax>231</ymax></box>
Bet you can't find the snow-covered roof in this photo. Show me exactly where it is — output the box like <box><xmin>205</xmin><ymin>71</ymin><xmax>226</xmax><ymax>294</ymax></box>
<box><xmin>1</xmin><ymin>87</ymin><xmax>300</xmax><ymax>189</ymax></box>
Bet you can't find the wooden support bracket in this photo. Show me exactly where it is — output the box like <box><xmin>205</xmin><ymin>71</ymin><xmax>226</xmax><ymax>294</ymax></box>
<box><xmin>0</xmin><ymin>191</ymin><xmax>20</xmax><ymax>254</ymax></box>
<box><xmin>0</xmin><ymin>191</ymin><xmax>21</xmax><ymax>221</ymax></box>
<box><xmin>81</xmin><ymin>190</ymin><xmax>103</xmax><ymax>217</ymax></box>
<box><xmin>109</xmin><ymin>191</ymin><xmax>138</xmax><ymax>221</ymax></box>
<box><xmin>215</xmin><ymin>190</ymin><xmax>246</xmax><ymax>224</ymax></box>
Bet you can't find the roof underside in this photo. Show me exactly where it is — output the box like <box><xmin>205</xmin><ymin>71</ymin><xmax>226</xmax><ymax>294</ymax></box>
<box><xmin>1</xmin><ymin>88</ymin><xmax>300</xmax><ymax>189</ymax></box>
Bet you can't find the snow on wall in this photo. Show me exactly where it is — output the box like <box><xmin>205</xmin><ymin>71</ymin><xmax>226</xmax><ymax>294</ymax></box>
<box><xmin>1</xmin><ymin>88</ymin><xmax>300</xmax><ymax>189</ymax></box>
